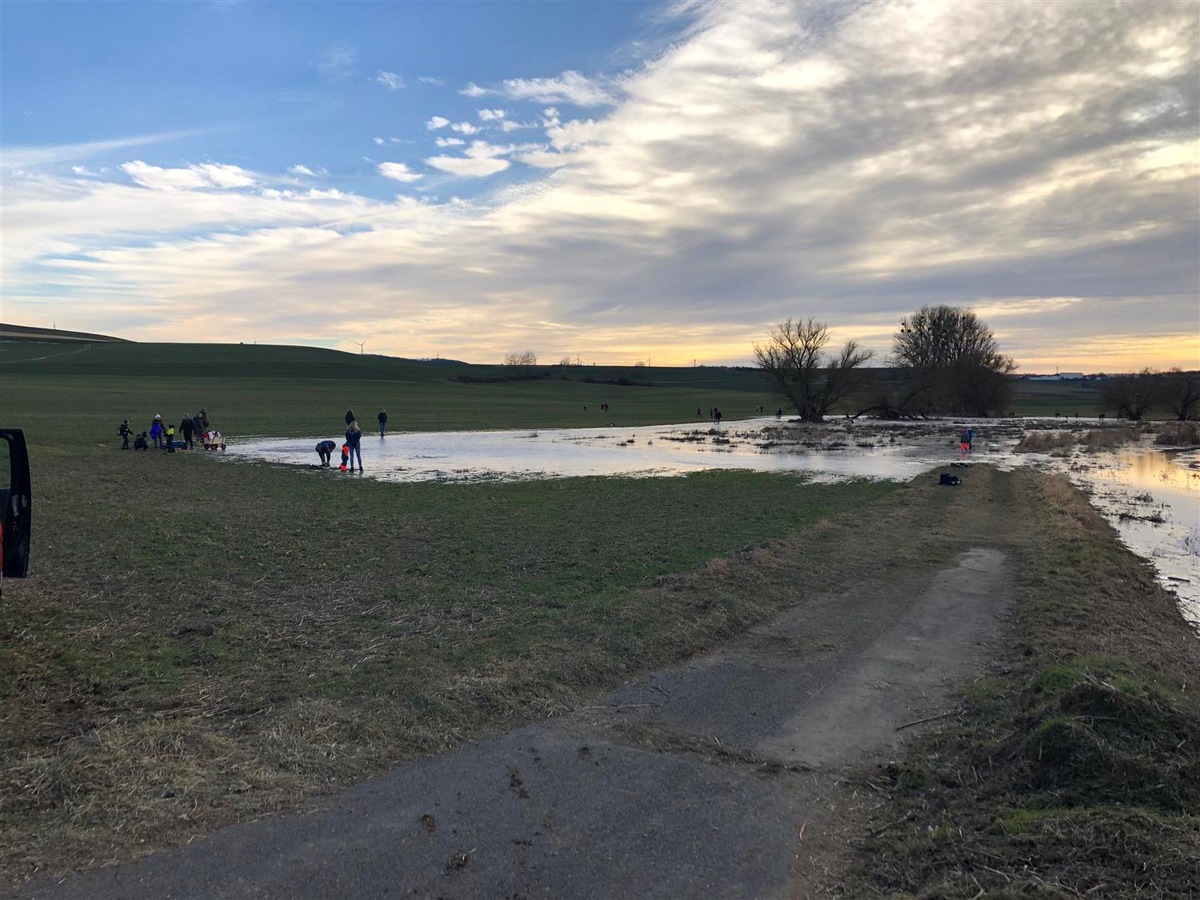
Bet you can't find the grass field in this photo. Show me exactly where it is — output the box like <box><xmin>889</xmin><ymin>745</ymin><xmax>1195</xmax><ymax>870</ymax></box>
<box><xmin>0</xmin><ymin>337</ymin><xmax>1128</xmax><ymax>443</ymax></box>
<box><xmin>2</xmin><ymin>338</ymin><xmax>1196</xmax><ymax>892</ymax></box>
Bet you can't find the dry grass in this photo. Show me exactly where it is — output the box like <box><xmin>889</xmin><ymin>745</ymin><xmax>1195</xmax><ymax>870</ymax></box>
<box><xmin>1014</xmin><ymin>427</ymin><xmax>1141</xmax><ymax>454</ymax></box>
<box><xmin>1155</xmin><ymin>421</ymin><xmax>1200</xmax><ymax>446</ymax></box>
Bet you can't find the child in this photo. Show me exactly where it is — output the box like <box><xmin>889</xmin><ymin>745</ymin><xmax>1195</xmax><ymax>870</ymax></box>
<box><xmin>134</xmin><ymin>432</ymin><xmax>149</xmax><ymax>451</ymax></box>
<box><xmin>316</xmin><ymin>440</ymin><xmax>337</xmax><ymax>467</ymax></box>
<box><xmin>117</xmin><ymin>419</ymin><xmax>131</xmax><ymax>450</ymax></box>
<box><xmin>339</xmin><ymin>444</ymin><xmax>350</xmax><ymax>472</ymax></box>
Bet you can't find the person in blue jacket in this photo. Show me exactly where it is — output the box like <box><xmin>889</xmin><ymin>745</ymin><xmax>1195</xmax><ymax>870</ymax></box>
<box><xmin>345</xmin><ymin>421</ymin><xmax>363</xmax><ymax>471</ymax></box>
<box><xmin>315</xmin><ymin>440</ymin><xmax>337</xmax><ymax>467</ymax></box>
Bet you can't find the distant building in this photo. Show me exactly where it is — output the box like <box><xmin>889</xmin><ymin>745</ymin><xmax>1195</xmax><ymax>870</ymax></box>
<box><xmin>1025</xmin><ymin>372</ymin><xmax>1086</xmax><ymax>381</ymax></box>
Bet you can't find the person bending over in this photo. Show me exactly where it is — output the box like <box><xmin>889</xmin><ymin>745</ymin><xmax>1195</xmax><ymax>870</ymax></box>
<box><xmin>316</xmin><ymin>439</ymin><xmax>337</xmax><ymax>467</ymax></box>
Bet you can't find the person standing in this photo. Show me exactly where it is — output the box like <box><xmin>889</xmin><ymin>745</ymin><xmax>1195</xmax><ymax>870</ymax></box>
<box><xmin>165</xmin><ymin>422</ymin><xmax>176</xmax><ymax>452</ymax></box>
<box><xmin>345</xmin><ymin>420</ymin><xmax>363</xmax><ymax>471</ymax></box>
<box><xmin>117</xmin><ymin>419</ymin><xmax>132</xmax><ymax>450</ymax></box>
<box><xmin>181</xmin><ymin>414</ymin><xmax>195</xmax><ymax>450</ymax></box>
<box><xmin>377</xmin><ymin>410</ymin><xmax>387</xmax><ymax>438</ymax></box>
<box><xmin>150</xmin><ymin>415</ymin><xmax>164</xmax><ymax>450</ymax></box>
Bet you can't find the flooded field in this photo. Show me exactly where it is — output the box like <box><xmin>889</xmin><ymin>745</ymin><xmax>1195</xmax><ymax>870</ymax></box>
<box><xmin>227</xmin><ymin>417</ymin><xmax>1198</xmax><ymax>629</ymax></box>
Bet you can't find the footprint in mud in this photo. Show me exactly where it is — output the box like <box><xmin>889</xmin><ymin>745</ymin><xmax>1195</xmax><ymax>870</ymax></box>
<box><xmin>507</xmin><ymin>765</ymin><xmax>530</xmax><ymax>799</ymax></box>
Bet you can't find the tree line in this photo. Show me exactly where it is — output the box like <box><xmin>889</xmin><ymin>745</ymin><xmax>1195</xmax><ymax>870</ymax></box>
<box><xmin>755</xmin><ymin>305</ymin><xmax>1198</xmax><ymax>421</ymax></box>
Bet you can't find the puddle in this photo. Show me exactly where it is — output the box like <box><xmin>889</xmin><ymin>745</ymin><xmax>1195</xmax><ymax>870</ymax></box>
<box><xmin>1061</xmin><ymin>447</ymin><xmax>1200</xmax><ymax>628</ymax></box>
<box><xmin>226</xmin><ymin>417</ymin><xmax>1198</xmax><ymax>631</ymax></box>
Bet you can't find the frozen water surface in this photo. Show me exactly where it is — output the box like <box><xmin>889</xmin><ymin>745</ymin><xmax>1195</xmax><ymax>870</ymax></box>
<box><xmin>226</xmin><ymin>417</ymin><xmax>1198</xmax><ymax>630</ymax></box>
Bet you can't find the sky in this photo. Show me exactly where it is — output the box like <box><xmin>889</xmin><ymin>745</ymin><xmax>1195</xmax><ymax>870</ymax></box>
<box><xmin>2</xmin><ymin>0</ymin><xmax>1197</xmax><ymax>372</ymax></box>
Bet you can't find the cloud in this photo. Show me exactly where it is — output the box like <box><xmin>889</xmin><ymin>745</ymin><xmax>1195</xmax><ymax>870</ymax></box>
<box><xmin>423</xmin><ymin>155</ymin><xmax>511</xmax><ymax>177</ymax></box>
<box><xmin>418</xmin><ymin>76</ymin><xmax>444</xmax><ymax>86</ymax></box>
<box><xmin>450</xmin><ymin>122</ymin><xmax>481</xmax><ymax>135</ymax></box>
<box><xmin>1</xmin><ymin>129</ymin><xmax>207</xmax><ymax>171</ymax></box>
<box><xmin>426</xmin><ymin>116</ymin><xmax>451</xmax><ymax>130</ymax></box>
<box><xmin>377</xmin><ymin>162</ymin><xmax>423</xmax><ymax>183</ymax></box>
<box><xmin>288</xmin><ymin>164</ymin><xmax>320</xmax><ymax>177</ymax></box>
<box><xmin>120</xmin><ymin>161</ymin><xmax>256</xmax><ymax>190</ymax></box>
<box><xmin>435</xmin><ymin>137</ymin><xmax>466</xmax><ymax>147</ymax></box>
<box><xmin>375</xmin><ymin>70</ymin><xmax>405</xmax><ymax>90</ymax></box>
<box><xmin>477</xmin><ymin>108</ymin><xmax>507</xmax><ymax>121</ymax></box>
<box><xmin>318</xmin><ymin>44</ymin><xmax>356</xmax><ymax>81</ymax></box>
<box><xmin>516</xmin><ymin>149</ymin><xmax>569</xmax><ymax>169</ymax></box>
<box><xmin>461</xmin><ymin>70</ymin><xmax>616</xmax><ymax>106</ymax></box>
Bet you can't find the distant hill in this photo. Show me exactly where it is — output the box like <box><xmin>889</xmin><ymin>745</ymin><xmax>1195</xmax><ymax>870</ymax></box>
<box><xmin>0</xmin><ymin>323</ymin><xmax>131</xmax><ymax>343</ymax></box>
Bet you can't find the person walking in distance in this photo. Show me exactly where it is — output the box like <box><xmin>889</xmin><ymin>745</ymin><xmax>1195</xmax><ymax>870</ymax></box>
<box><xmin>377</xmin><ymin>410</ymin><xmax>387</xmax><ymax>438</ymax></box>
<box><xmin>117</xmin><ymin>419</ymin><xmax>132</xmax><ymax>450</ymax></box>
<box><xmin>345</xmin><ymin>420</ymin><xmax>363</xmax><ymax>471</ymax></box>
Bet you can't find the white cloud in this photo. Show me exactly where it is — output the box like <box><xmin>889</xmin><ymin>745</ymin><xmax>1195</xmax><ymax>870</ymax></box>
<box><xmin>120</xmin><ymin>161</ymin><xmax>256</xmax><ymax>191</ymax></box>
<box><xmin>418</xmin><ymin>75</ymin><xmax>444</xmax><ymax>86</ymax></box>
<box><xmin>288</xmin><ymin>164</ymin><xmax>318</xmax><ymax>177</ymax></box>
<box><xmin>462</xmin><ymin>70</ymin><xmax>616</xmax><ymax>106</ymax></box>
<box><xmin>450</xmin><ymin>122</ymin><xmax>481</xmax><ymax>135</ymax></box>
<box><xmin>318</xmin><ymin>44</ymin><xmax>356</xmax><ymax>81</ymax></box>
<box><xmin>478</xmin><ymin>108</ymin><xmax>507</xmax><ymax>121</ymax></box>
<box><xmin>423</xmin><ymin>155</ymin><xmax>510</xmax><ymax>177</ymax></box>
<box><xmin>373</xmin><ymin>137</ymin><xmax>386</xmax><ymax>145</ymax></box>
<box><xmin>426</xmin><ymin>116</ymin><xmax>451</xmax><ymax>130</ymax></box>
<box><xmin>435</xmin><ymin>137</ymin><xmax>466</xmax><ymax>147</ymax></box>
<box><xmin>1</xmin><ymin>129</ymin><xmax>207</xmax><ymax>171</ymax></box>
<box><xmin>377</xmin><ymin>162</ymin><xmax>423</xmax><ymax>183</ymax></box>
<box><xmin>516</xmin><ymin>149</ymin><xmax>569</xmax><ymax>169</ymax></box>
<box><xmin>375</xmin><ymin>70</ymin><xmax>405</xmax><ymax>90</ymax></box>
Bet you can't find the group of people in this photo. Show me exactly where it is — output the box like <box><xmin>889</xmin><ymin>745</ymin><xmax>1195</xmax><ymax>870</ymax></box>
<box><xmin>117</xmin><ymin>409</ymin><xmax>224</xmax><ymax>452</ymax></box>
<box><xmin>315</xmin><ymin>409</ymin><xmax>386</xmax><ymax>471</ymax></box>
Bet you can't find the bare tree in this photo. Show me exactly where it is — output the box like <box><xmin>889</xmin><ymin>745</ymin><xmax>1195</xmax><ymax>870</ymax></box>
<box><xmin>891</xmin><ymin>305</ymin><xmax>1015</xmax><ymax>416</ymax></box>
<box><xmin>1100</xmin><ymin>369</ymin><xmax>1162</xmax><ymax>420</ymax></box>
<box><xmin>503</xmin><ymin>350</ymin><xmax>538</xmax><ymax>366</ymax></box>
<box><xmin>755</xmin><ymin>318</ymin><xmax>874</xmax><ymax>422</ymax></box>
<box><xmin>1162</xmin><ymin>368</ymin><xmax>1200</xmax><ymax>421</ymax></box>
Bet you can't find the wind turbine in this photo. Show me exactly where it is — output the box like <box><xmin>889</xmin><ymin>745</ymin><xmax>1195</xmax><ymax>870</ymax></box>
<box><xmin>355</xmin><ymin>339</ymin><xmax>367</xmax><ymax>355</ymax></box>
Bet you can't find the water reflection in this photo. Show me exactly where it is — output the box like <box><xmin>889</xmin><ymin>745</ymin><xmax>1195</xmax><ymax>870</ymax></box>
<box><xmin>1066</xmin><ymin>448</ymin><xmax>1199</xmax><ymax>628</ymax></box>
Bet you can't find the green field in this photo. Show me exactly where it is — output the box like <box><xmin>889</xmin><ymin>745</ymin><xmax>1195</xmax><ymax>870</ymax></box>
<box><xmin>0</xmin><ymin>340</ymin><xmax>777</xmax><ymax>443</ymax></box>
<box><xmin>0</xmin><ymin>338</ymin><xmax>1119</xmax><ymax>446</ymax></box>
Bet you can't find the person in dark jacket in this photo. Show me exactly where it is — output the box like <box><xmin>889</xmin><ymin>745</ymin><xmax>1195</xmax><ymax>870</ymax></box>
<box><xmin>117</xmin><ymin>419</ymin><xmax>132</xmax><ymax>450</ymax></box>
<box><xmin>181</xmin><ymin>414</ymin><xmax>195</xmax><ymax>450</ymax></box>
<box><xmin>134</xmin><ymin>432</ymin><xmax>149</xmax><ymax>450</ymax></box>
<box><xmin>316</xmin><ymin>439</ymin><xmax>337</xmax><ymax>467</ymax></box>
<box><xmin>345</xmin><ymin>421</ymin><xmax>363</xmax><ymax>471</ymax></box>
<box><xmin>377</xmin><ymin>410</ymin><xmax>387</xmax><ymax>437</ymax></box>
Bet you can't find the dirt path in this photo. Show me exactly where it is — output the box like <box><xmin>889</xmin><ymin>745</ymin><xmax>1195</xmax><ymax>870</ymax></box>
<box><xmin>15</xmin><ymin>548</ymin><xmax>1012</xmax><ymax>900</ymax></box>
